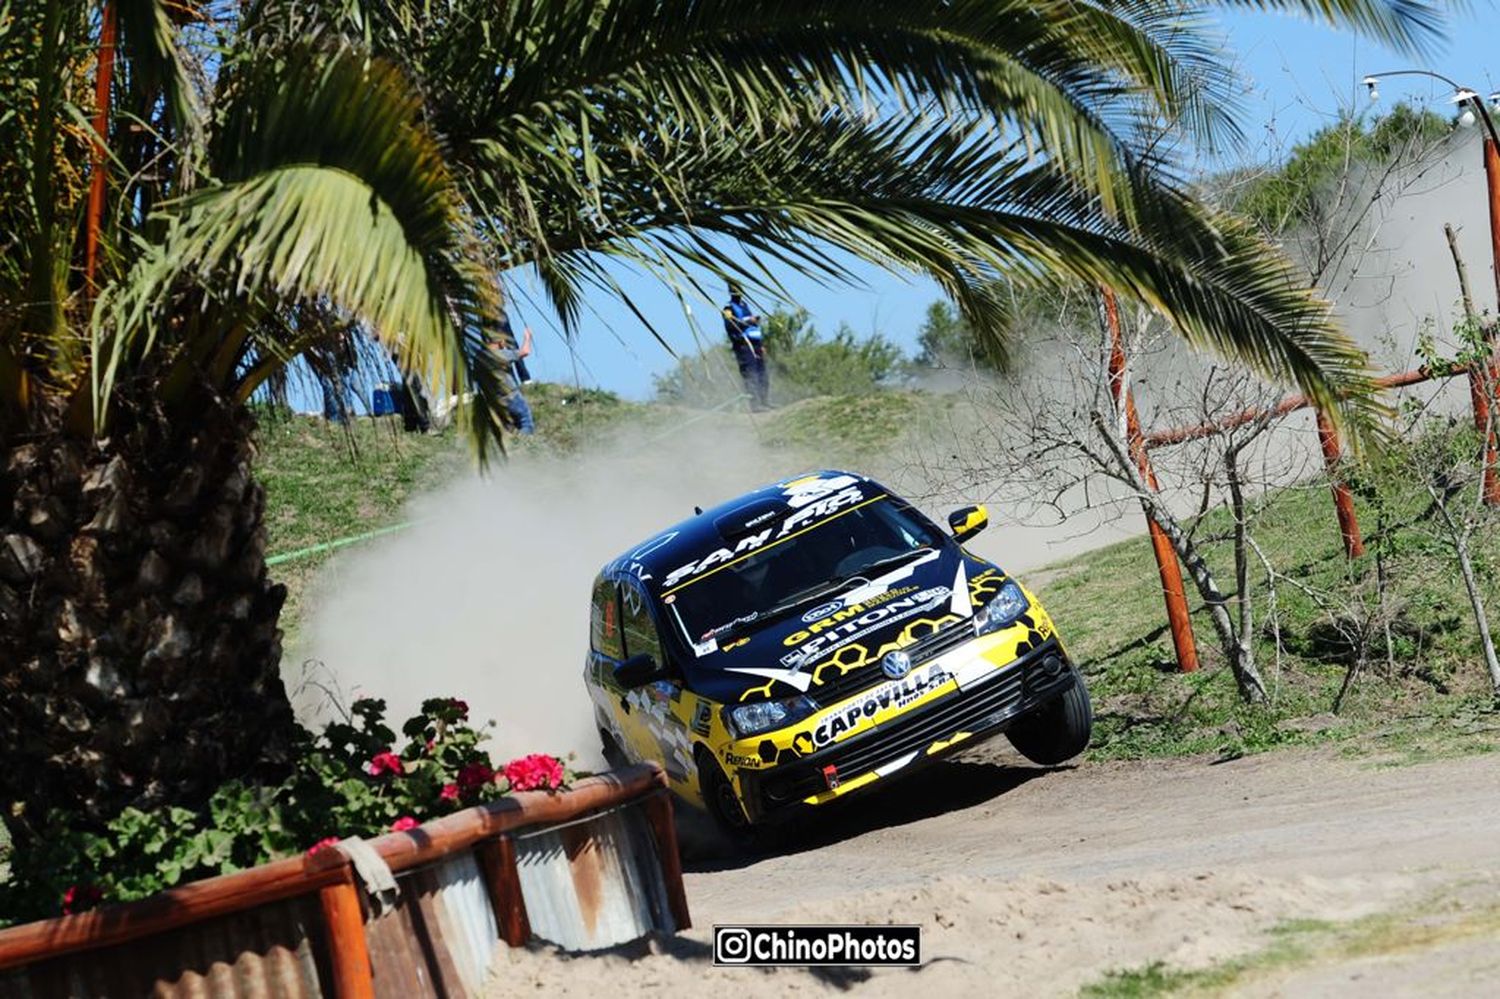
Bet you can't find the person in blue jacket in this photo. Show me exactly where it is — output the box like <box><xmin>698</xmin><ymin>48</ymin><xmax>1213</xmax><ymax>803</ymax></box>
<box><xmin>723</xmin><ymin>284</ymin><xmax>770</xmax><ymax>411</ymax></box>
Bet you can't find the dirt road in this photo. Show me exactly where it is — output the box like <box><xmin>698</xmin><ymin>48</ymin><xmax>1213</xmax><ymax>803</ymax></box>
<box><xmin>492</xmin><ymin>745</ymin><xmax>1500</xmax><ymax>996</ymax></box>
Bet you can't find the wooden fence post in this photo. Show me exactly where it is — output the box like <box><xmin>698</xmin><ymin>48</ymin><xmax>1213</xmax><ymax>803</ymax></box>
<box><xmin>1314</xmin><ymin>410</ymin><xmax>1365</xmax><ymax>559</ymax></box>
<box><xmin>478</xmin><ymin>836</ymin><xmax>532</xmax><ymax>947</ymax></box>
<box><xmin>318</xmin><ymin>874</ymin><xmax>375</xmax><ymax>999</ymax></box>
<box><xmin>1482</xmin><ymin>136</ymin><xmax>1500</xmax><ymax>505</ymax></box>
<box><xmin>1100</xmin><ymin>288</ymin><xmax>1200</xmax><ymax>673</ymax></box>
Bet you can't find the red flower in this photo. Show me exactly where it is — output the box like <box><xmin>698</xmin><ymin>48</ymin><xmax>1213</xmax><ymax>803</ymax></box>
<box><xmin>365</xmin><ymin>750</ymin><xmax>404</xmax><ymax>777</ymax></box>
<box><xmin>504</xmin><ymin>754</ymin><xmax>566</xmax><ymax>792</ymax></box>
<box><xmin>439</xmin><ymin>783</ymin><xmax>460</xmax><ymax>802</ymax></box>
<box><xmin>390</xmin><ymin>816</ymin><xmax>420</xmax><ymax>832</ymax></box>
<box><xmin>449</xmin><ymin>698</ymin><xmax>469</xmax><ymax>718</ymax></box>
<box><xmin>61</xmin><ymin>883</ymin><xmax>103</xmax><ymax>915</ymax></box>
<box><xmin>456</xmin><ymin>761</ymin><xmax>494</xmax><ymax>791</ymax></box>
<box><xmin>305</xmin><ymin>836</ymin><xmax>341</xmax><ymax>857</ymax></box>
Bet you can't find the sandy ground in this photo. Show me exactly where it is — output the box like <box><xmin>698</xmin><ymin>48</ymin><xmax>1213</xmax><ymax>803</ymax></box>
<box><xmin>488</xmin><ymin>744</ymin><xmax>1500</xmax><ymax>996</ymax></box>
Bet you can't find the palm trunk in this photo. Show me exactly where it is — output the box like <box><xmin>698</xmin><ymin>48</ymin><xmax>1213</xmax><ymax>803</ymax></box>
<box><xmin>0</xmin><ymin>398</ymin><xmax>294</xmax><ymax>841</ymax></box>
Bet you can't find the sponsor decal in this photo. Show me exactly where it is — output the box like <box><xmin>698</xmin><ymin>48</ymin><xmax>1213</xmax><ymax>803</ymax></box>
<box><xmin>811</xmin><ymin>662</ymin><xmax>952</xmax><ymax>747</ymax></box>
<box><xmin>775</xmin><ymin>485</ymin><xmax>864</xmax><ymax>539</ymax></box>
<box><xmin>742</xmin><ymin>509</ymin><xmax>780</xmax><ymax>530</ymax></box>
<box><xmin>781</xmin><ymin>473</ymin><xmax>860</xmax><ymax>508</ymax></box>
<box><xmin>661</xmin><ymin>476</ymin><xmax>874</xmax><ymax>591</ymax></box>
<box><xmin>724</xmin><ymin>751</ymin><xmax>763</xmax><ymax>769</ymax></box>
<box><xmin>691</xmin><ymin>700</ymin><xmax>713</xmax><ymax>736</ymax></box>
<box><xmin>781</xmin><ymin>586</ymin><xmax>951</xmax><ymax>668</ymax></box>
<box><xmin>664</xmin><ymin>527</ymin><xmax>774</xmax><ymax>589</ymax></box>
<box><xmin>786</xmin><ymin>586</ymin><xmax>918</xmax><ymax>645</ymax></box>
<box><xmin>802</xmin><ymin>599</ymin><xmax>845</xmax><ymax>624</ymax></box>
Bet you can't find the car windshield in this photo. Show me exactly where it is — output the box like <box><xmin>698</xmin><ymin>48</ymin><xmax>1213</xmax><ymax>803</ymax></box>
<box><xmin>665</xmin><ymin>498</ymin><xmax>946</xmax><ymax>648</ymax></box>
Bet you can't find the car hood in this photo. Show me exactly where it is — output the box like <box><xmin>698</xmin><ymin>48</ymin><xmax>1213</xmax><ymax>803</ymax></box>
<box><xmin>684</xmin><ymin>547</ymin><xmax>997</xmax><ymax>704</ymax></box>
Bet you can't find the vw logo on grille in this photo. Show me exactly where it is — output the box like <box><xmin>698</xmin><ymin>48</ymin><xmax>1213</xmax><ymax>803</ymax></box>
<box><xmin>881</xmin><ymin>650</ymin><xmax>912</xmax><ymax>680</ymax></box>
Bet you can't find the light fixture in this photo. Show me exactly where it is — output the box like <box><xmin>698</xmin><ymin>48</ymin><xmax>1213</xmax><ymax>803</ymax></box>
<box><xmin>1459</xmin><ymin>108</ymin><xmax>1478</xmax><ymax>129</ymax></box>
<box><xmin>1451</xmin><ymin>88</ymin><xmax>1479</xmax><ymax>105</ymax></box>
<box><xmin>1362</xmin><ymin>75</ymin><xmax>1380</xmax><ymax>102</ymax></box>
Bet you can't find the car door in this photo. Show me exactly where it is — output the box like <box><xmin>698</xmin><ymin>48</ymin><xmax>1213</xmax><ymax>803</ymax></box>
<box><xmin>616</xmin><ymin>578</ymin><xmax>701</xmax><ymax>791</ymax></box>
<box><xmin>587</xmin><ymin>574</ymin><xmax>632</xmax><ymax>746</ymax></box>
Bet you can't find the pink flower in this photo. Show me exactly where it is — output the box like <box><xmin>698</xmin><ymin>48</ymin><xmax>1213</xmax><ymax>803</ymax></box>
<box><xmin>390</xmin><ymin>816</ymin><xmax>420</xmax><ymax>832</ymax></box>
<box><xmin>61</xmin><ymin>884</ymin><xmax>103</xmax><ymax>915</ymax></box>
<box><xmin>305</xmin><ymin>836</ymin><xmax>341</xmax><ymax>857</ymax></box>
<box><xmin>504</xmin><ymin>754</ymin><xmax>566</xmax><ymax>792</ymax></box>
<box><xmin>365</xmin><ymin>750</ymin><xmax>404</xmax><ymax>777</ymax></box>
<box><xmin>439</xmin><ymin>783</ymin><xmax>460</xmax><ymax>803</ymax></box>
<box><xmin>424</xmin><ymin>739</ymin><xmax>436</xmax><ymax>755</ymax></box>
<box><xmin>456</xmin><ymin>761</ymin><xmax>494</xmax><ymax>791</ymax></box>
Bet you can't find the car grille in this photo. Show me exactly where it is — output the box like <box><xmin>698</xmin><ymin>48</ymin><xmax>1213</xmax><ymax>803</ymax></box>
<box><xmin>760</xmin><ymin>641</ymin><xmax>1069</xmax><ymax>808</ymax></box>
<box><xmin>805</xmin><ymin>617</ymin><xmax>976</xmax><ymax>708</ymax></box>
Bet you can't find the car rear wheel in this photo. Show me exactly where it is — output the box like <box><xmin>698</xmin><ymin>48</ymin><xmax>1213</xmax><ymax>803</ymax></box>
<box><xmin>1007</xmin><ymin>671</ymin><xmax>1093</xmax><ymax>765</ymax></box>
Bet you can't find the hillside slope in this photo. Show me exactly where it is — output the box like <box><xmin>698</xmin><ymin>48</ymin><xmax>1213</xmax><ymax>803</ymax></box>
<box><xmin>257</xmin><ymin>384</ymin><xmax>1499</xmax><ymax>764</ymax></box>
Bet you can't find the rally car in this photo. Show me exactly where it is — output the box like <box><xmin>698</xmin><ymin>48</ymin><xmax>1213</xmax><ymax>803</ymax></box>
<box><xmin>583</xmin><ymin>471</ymin><xmax>1091</xmax><ymax>841</ymax></box>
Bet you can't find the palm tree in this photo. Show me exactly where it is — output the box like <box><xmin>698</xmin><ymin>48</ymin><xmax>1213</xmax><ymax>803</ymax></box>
<box><xmin>0</xmin><ymin>0</ymin><xmax>1445</xmax><ymax>833</ymax></box>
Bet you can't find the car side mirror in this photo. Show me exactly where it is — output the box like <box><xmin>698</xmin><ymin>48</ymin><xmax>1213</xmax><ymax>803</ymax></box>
<box><xmin>948</xmin><ymin>504</ymin><xmax>989</xmax><ymax>543</ymax></box>
<box><xmin>615</xmin><ymin>653</ymin><xmax>665</xmax><ymax>689</ymax></box>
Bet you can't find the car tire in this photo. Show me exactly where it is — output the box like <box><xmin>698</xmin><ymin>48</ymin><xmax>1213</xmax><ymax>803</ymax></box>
<box><xmin>1006</xmin><ymin>670</ymin><xmax>1093</xmax><ymax>765</ymax></box>
<box><xmin>699</xmin><ymin>753</ymin><xmax>754</xmax><ymax>836</ymax></box>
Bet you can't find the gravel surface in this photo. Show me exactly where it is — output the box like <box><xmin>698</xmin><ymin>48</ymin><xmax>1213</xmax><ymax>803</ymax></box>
<box><xmin>489</xmin><ymin>745</ymin><xmax>1500</xmax><ymax>996</ymax></box>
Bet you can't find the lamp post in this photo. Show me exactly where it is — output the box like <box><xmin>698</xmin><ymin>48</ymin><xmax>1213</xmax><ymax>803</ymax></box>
<box><xmin>1364</xmin><ymin>69</ymin><xmax>1500</xmax><ymax>506</ymax></box>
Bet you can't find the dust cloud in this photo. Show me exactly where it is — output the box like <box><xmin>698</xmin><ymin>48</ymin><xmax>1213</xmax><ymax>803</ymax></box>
<box><xmin>288</xmin><ymin>132</ymin><xmax>1495</xmax><ymax>761</ymax></box>
<box><xmin>289</xmin><ymin>418</ymin><xmax>816</xmax><ymax>764</ymax></box>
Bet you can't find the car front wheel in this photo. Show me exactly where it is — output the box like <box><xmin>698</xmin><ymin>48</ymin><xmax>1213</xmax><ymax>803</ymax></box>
<box><xmin>1006</xmin><ymin>671</ymin><xmax>1093</xmax><ymax>765</ymax></box>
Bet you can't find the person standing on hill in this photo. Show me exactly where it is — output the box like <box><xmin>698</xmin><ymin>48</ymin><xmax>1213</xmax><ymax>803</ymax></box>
<box><xmin>723</xmin><ymin>284</ymin><xmax>770</xmax><ymax>411</ymax></box>
<box><xmin>488</xmin><ymin>324</ymin><xmax>536</xmax><ymax>435</ymax></box>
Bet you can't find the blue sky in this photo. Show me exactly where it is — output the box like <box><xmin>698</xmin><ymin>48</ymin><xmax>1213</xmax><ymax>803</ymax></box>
<box><xmin>511</xmin><ymin>6</ymin><xmax>1499</xmax><ymax>401</ymax></box>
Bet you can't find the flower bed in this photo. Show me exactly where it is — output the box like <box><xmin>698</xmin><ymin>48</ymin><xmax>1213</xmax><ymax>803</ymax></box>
<box><xmin>0</xmin><ymin>696</ymin><xmax>577</xmax><ymax>925</ymax></box>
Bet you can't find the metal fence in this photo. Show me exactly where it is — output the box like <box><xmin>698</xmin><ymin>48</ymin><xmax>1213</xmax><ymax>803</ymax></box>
<box><xmin>0</xmin><ymin>764</ymin><xmax>689</xmax><ymax>998</ymax></box>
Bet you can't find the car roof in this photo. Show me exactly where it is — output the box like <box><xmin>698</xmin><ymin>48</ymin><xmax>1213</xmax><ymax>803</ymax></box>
<box><xmin>601</xmin><ymin>469</ymin><xmax>877</xmax><ymax>592</ymax></box>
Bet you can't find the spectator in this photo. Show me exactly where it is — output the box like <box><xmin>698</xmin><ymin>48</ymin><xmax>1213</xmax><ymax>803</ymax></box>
<box><xmin>496</xmin><ymin>309</ymin><xmax>533</xmax><ymax>385</ymax></box>
<box><xmin>489</xmin><ymin>325</ymin><xmax>536</xmax><ymax>434</ymax></box>
<box><xmin>723</xmin><ymin>284</ymin><xmax>770</xmax><ymax>411</ymax></box>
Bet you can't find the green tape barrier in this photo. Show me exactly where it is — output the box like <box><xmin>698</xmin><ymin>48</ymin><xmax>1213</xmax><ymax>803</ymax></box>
<box><xmin>265</xmin><ymin>521</ymin><xmax>416</xmax><ymax>567</ymax></box>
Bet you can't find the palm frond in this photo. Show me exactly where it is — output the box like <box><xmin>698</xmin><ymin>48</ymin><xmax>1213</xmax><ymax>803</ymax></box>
<box><xmin>94</xmin><ymin>40</ymin><xmax>510</xmax><ymax>459</ymax></box>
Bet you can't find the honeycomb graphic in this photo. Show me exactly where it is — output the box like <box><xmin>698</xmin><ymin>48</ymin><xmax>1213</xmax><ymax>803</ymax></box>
<box><xmin>737</xmin><ymin>568</ymin><xmax>1012</xmax><ymax>703</ymax></box>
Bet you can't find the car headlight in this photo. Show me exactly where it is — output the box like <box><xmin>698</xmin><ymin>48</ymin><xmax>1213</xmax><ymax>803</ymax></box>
<box><xmin>726</xmin><ymin>695</ymin><xmax>816</xmax><ymax>739</ymax></box>
<box><xmin>974</xmin><ymin>579</ymin><xmax>1029</xmax><ymax>636</ymax></box>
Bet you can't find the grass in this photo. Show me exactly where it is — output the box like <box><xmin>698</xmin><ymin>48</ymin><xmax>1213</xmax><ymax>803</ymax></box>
<box><xmin>256</xmin><ymin>411</ymin><xmax>465</xmax><ymax>642</ymax></box>
<box><xmin>1080</xmin><ymin>899</ymin><xmax>1500</xmax><ymax>997</ymax></box>
<box><xmin>255</xmin><ymin>384</ymin><xmax>1500</xmax><ymax>764</ymax></box>
<box><xmin>1033</xmin><ymin>471</ymin><xmax>1500</xmax><ymax>764</ymax></box>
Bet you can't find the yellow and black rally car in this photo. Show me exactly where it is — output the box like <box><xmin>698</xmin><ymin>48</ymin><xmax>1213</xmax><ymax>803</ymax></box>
<box><xmin>584</xmin><ymin>471</ymin><xmax>1091</xmax><ymax>841</ymax></box>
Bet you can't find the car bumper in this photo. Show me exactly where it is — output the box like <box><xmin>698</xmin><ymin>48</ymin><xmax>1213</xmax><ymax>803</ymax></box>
<box><xmin>736</xmin><ymin>639</ymin><xmax>1075</xmax><ymax>822</ymax></box>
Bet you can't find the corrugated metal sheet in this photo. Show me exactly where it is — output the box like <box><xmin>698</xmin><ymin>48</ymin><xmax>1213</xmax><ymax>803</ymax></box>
<box><xmin>0</xmin><ymin>896</ymin><xmax>323</xmax><ymax>999</ymax></box>
<box><xmin>360</xmin><ymin>850</ymin><xmax>498</xmax><ymax>998</ymax></box>
<box><xmin>512</xmin><ymin>802</ymin><xmax>677</xmax><ymax>952</ymax></box>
